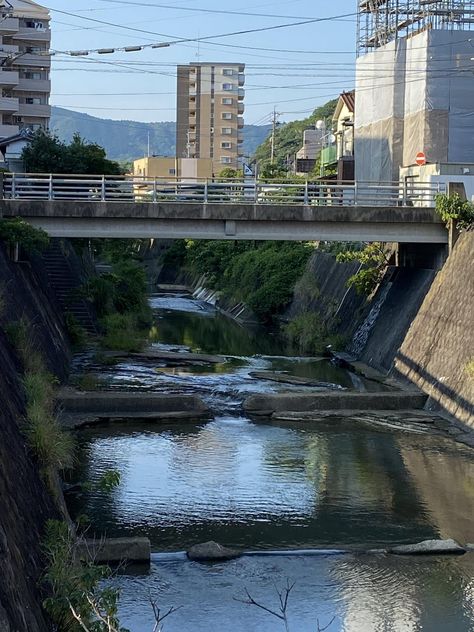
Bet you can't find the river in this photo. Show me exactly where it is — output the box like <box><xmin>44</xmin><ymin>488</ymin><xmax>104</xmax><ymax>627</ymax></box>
<box><xmin>69</xmin><ymin>293</ymin><xmax>474</xmax><ymax>632</ymax></box>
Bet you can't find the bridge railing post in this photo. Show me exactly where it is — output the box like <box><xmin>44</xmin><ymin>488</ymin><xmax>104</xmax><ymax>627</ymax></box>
<box><xmin>101</xmin><ymin>175</ymin><xmax>106</xmax><ymax>202</ymax></box>
<box><xmin>204</xmin><ymin>179</ymin><xmax>208</xmax><ymax>203</ymax></box>
<box><xmin>304</xmin><ymin>179</ymin><xmax>309</xmax><ymax>205</ymax></box>
<box><xmin>11</xmin><ymin>172</ymin><xmax>16</xmax><ymax>199</ymax></box>
<box><xmin>153</xmin><ymin>178</ymin><xmax>157</xmax><ymax>203</ymax></box>
<box><xmin>48</xmin><ymin>174</ymin><xmax>53</xmax><ymax>200</ymax></box>
<box><xmin>354</xmin><ymin>181</ymin><xmax>358</xmax><ymax>206</ymax></box>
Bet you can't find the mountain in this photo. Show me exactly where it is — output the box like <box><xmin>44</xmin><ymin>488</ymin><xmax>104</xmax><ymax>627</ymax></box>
<box><xmin>50</xmin><ymin>106</ymin><xmax>271</xmax><ymax>163</ymax></box>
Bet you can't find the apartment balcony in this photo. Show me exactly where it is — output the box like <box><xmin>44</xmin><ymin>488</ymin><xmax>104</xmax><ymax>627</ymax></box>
<box><xmin>13</xmin><ymin>53</ymin><xmax>51</xmax><ymax>67</ymax></box>
<box><xmin>0</xmin><ymin>17</ymin><xmax>19</xmax><ymax>35</ymax></box>
<box><xmin>17</xmin><ymin>78</ymin><xmax>50</xmax><ymax>92</ymax></box>
<box><xmin>237</xmin><ymin>103</ymin><xmax>244</xmax><ymax>114</ymax></box>
<box><xmin>0</xmin><ymin>96</ymin><xmax>19</xmax><ymax>112</ymax></box>
<box><xmin>237</xmin><ymin>133</ymin><xmax>244</xmax><ymax>143</ymax></box>
<box><xmin>237</xmin><ymin>88</ymin><xmax>245</xmax><ymax>100</ymax></box>
<box><xmin>0</xmin><ymin>123</ymin><xmax>19</xmax><ymax>137</ymax></box>
<box><xmin>0</xmin><ymin>70</ymin><xmax>19</xmax><ymax>87</ymax></box>
<box><xmin>238</xmin><ymin>73</ymin><xmax>245</xmax><ymax>86</ymax></box>
<box><xmin>12</xmin><ymin>28</ymin><xmax>50</xmax><ymax>42</ymax></box>
<box><xmin>18</xmin><ymin>102</ymin><xmax>50</xmax><ymax>117</ymax></box>
<box><xmin>237</xmin><ymin>117</ymin><xmax>244</xmax><ymax>128</ymax></box>
<box><xmin>0</xmin><ymin>44</ymin><xmax>20</xmax><ymax>57</ymax></box>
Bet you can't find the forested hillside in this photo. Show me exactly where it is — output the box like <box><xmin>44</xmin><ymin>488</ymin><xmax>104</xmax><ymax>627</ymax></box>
<box><xmin>252</xmin><ymin>99</ymin><xmax>337</xmax><ymax>168</ymax></box>
<box><xmin>50</xmin><ymin>107</ymin><xmax>271</xmax><ymax>163</ymax></box>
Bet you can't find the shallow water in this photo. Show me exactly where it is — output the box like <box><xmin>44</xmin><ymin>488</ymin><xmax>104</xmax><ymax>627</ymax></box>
<box><xmin>70</xmin><ymin>292</ymin><xmax>474</xmax><ymax>632</ymax></box>
<box><xmin>113</xmin><ymin>553</ymin><xmax>474</xmax><ymax>632</ymax></box>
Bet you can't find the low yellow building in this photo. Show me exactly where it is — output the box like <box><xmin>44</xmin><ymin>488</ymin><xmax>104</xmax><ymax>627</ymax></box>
<box><xmin>133</xmin><ymin>157</ymin><xmax>214</xmax><ymax>180</ymax></box>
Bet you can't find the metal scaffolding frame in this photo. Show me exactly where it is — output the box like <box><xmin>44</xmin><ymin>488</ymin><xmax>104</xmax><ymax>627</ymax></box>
<box><xmin>357</xmin><ymin>0</ymin><xmax>474</xmax><ymax>54</ymax></box>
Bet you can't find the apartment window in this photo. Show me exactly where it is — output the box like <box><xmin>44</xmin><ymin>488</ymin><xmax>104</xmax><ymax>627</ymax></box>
<box><xmin>222</xmin><ymin>97</ymin><xmax>233</xmax><ymax>105</ymax></box>
<box><xmin>222</xmin><ymin>112</ymin><xmax>233</xmax><ymax>120</ymax></box>
<box><xmin>25</xmin><ymin>20</ymin><xmax>45</xmax><ymax>30</ymax></box>
<box><xmin>22</xmin><ymin>71</ymin><xmax>42</xmax><ymax>80</ymax></box>
<box><xmin>221</xmin><ymin>142</ymin><xmax>232</xmax><ymax>149</ymax></box>
<box><xmin>169</xmin><ymin>168</ymin><xmax>176</xmax><ymax>175</ymax></box>
<box><xmin>221</xmin><ymin>157</ymin><xmax>232</xmax><ymax>164</ymax></box>
<box><xmin>222</xmin><ymin>68</ymin><xmax>234</xmax><ymax>76</ymax></box>
<box><xmin>221</xmin><ymin>127</ymin><xmax>233</xmax><ymax>135</ymax></box>
<box><xmin>25</xmin><ymin>97</ymin><xmax>42</xmax><ymax>104</ymax></box>
<box><xmin>23</xmin><ymin>45</ymin><xmax>47</xmax><ymax>54</ymax></box>
<box><xmin>222</xmin><ymin>83</ymin><xmax>234</xmax><ymax>91</ymax></box>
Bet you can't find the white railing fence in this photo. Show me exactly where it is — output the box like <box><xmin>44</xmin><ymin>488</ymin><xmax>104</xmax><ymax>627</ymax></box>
<box><xmin>0</xmin><ymin>174</ymin><xmax>445</xmax><ymax>206</ymax></box>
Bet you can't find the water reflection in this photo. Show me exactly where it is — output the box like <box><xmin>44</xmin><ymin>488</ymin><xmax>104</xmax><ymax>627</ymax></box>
<box><xmin>69</xmin><ymin>417</ymin><xmax>474</xmax><ymax>551</ymax></box>
<box><xmin>113</xmin><ymin>553</ymin><xmax>474</xmax><ymax>632</ymax></box>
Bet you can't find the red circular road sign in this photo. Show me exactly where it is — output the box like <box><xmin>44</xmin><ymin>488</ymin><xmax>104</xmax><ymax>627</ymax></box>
<box><xmin>416</xmin><ymin>152</ymin><xmax>426</xmax><ymax>166</ymax></box>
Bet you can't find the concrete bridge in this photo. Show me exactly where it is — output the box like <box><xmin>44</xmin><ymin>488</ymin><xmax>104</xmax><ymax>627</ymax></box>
<box><xmin>0</xmin><ymin>174</ymin><xmax>448</xmax><ymax>243</ymax></box>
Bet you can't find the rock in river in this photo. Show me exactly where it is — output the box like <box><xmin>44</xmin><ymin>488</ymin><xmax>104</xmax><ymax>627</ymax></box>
<box><xmin>187</xmin><ymin>541</ymin><xmax>240</xmax><ymax>562</ymax></box>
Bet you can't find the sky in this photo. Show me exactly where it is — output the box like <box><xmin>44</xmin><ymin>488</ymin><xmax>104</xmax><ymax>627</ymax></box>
<box><xmin>47</xmin><ymin>0</ymin><xmax>357</xmax><ymax>125</ymax></box>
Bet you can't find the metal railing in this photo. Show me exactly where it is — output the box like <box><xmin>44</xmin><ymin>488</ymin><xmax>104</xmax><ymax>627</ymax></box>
<box><xmin>1</xmin><ymin>173</ymin><xmax>445</xmax><ymax>207</ymax></box>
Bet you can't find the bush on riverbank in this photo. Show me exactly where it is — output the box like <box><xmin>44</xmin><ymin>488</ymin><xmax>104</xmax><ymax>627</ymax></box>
<box><xmin>80</xmin><ymin>259</ymin><xmax>152</xmax><ymax>352</ymax></box>
<box><xmin>6</xmin><ymin>317</ymin><xmax>75</xmax><ymax>477</ymax></box>
<box><xmin>173</xmin><ymin>240</ymin><xmax>314</xmax><ymax>322</ymax></box>
<box><xmin>284</xmin><ymin>312</ymin><xmax>347</xmax><ymax>355</ymax></box>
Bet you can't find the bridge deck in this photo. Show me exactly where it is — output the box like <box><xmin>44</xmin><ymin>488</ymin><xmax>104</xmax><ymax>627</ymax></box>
<box><xmin>0</xmin><ymin>199</ymin><xmax>448</xmax><ymax>243</ymax></box>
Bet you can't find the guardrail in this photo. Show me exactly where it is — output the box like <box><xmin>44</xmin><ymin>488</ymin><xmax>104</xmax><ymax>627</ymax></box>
<box><xmin>1</xmin><ymin>174</ymin><xmax>446</xmax><ymax>206</ymax></box>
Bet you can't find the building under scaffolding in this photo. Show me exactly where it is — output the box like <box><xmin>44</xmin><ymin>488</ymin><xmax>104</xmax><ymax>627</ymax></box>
<box><xmin>358</xmin><ymin>0</ymin><xmax>474</xmax><ymax>54</ymax></box>
<box><xmin>355</xmin><ymin>1</ymin><xmax>474</xmax><ymax>181</ymax></box>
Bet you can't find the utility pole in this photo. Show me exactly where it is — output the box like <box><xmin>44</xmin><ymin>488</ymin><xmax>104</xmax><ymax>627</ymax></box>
<box><xmin>270</xmin><ymin>107</ymin><xmax>281</xmax><ymax>163</ymax></box>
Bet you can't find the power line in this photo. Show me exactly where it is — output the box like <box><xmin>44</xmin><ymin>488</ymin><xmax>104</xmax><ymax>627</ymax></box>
<box><xmin>95</xmin><ymin>0</ymin><xmax>356</xmax><ymax>22</ymax></box>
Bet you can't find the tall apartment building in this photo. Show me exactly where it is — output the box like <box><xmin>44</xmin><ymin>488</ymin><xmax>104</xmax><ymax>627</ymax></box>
<box><xmin>176</xmin><ymin>62</ymin><xmax>245</xmax><ymax>174</ymax></box>
<box><xmin>0</xmin><ymin>0</ymin><xmax>51</xmax><ymax>139</ymax></box>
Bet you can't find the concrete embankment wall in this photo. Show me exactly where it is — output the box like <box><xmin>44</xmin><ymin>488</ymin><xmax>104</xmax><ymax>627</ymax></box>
<box><xmin>394</xmin><ymin>232</ymin><xmax>474</xmax><ymax>426</ymax></box>
<box><xmin>0</xmin><ymin>243</ymin><xmax>70</xmax><ymax>631</ymax></box>
<box><xmin>285</xmin><ymin>250</ymin><xmax>368</xmax><ymax>340</ymax></box>
<box><xmin>357</xmin><ymin>267</ymin><xmax>437</xmax><ymax>373</ymax></box>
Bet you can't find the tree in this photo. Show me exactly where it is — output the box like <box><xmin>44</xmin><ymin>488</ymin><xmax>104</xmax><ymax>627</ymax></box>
<box><xmin>253</xmin><ymin>99</ymin><xmax>338</xmax><ymax>168</ymax></box>
<box><xmin>22</xmin><ymin>130</ymin><xmax>122</xmax><ymax>175</ymax></box>
<box><xmin>218</xmin><ymin>167</ymin><xmax>239</xmax><ymax>179</ymax></box>
<box><xmin>336</xmin><ymin>242</ymin><xmax>391</xmax><ymax>295</ymax></box>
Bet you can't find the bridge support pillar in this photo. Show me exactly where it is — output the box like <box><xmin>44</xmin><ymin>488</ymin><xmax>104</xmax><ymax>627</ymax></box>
<box><xmin>396</xmin><ymin>243</ymin><xmax>448</xmax><ymax>270</ymax></box>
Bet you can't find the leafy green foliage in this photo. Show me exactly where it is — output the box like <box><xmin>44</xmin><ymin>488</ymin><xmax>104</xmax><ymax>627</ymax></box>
<box><xmin>435</xmin><ymin>193</ymin><xmax>474</xmax><ymax>230</ymax></box>
<box><xmin>42</xmin><ymin>520</ymin><xmax>128</xmax><ymax>632</ymax></box>
<box><xmin>72</xmin><ymin>373</ymin><xmax>103</xmax><ymax>391</ymax></box>
<box><xmin>466</xmin><ymin>360</ymin><xmax>474</xmax><ymax>380</ymax></box>
<box><xmin>22</xmin><ymin>130</ymin><xmax>122</xmax><ymax>175</ymax></box>
<box><xmin>5</xmin><ymin>318</ymin><xmax>75</xmax><ymax>472</ymax></box>
<box><xmin>336</xmin><ymin>243</ymin><xmax>390</xmax><ymax>295</ymax></box>
<box><xmin>80</xmin><ymin>258</ymin><xmax>152</xmax><ymax>352</ymax></box>
<box><xmin>253</xmin><ymin>99</ymin><xmax>337</xmax><ymax>168</ymax></box>
<box><xmin>284</xmin><ymin>312</ymin><xmax>346</xmax><ymax>355</ymax></box>
<box><xmin>0</xmin><ymin>218</ymin><xmax>49</xmax><ymax>253</ymax></box>
<box><xmin>218</xmin><ymin>167</ymin><xmax>240</xmax><ymax>179</ymax></box>
<box><xmin>184</xmin><ymin>240</ymin><xmax>313</xmax><ymax>322</ymax></box>
<box><xmin>64</xmin><ymin>312</ymin><xmax>87</xmax><ymax>349</ymax></box>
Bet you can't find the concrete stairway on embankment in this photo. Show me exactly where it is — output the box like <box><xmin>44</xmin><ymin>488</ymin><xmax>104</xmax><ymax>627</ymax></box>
<box><xmin>42</xmin><ymin>240</ymin><xmax>97</xmax><ymax>334</ymax></box>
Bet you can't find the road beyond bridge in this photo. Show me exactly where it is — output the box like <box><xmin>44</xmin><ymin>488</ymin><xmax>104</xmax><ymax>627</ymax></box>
<box><xmin>0</xmin><ymin>174</ymin><xmax>448</xmax><ymax>243</ymax></box>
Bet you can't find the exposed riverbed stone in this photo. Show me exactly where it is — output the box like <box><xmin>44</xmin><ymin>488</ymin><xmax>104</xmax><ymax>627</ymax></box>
<box><xmin>389</xmin><ymin>539</ymin><xmax>466</xmax><ymax>555</ymax></box>
<box><xmin>249</xmin><ymin>371</ymin><xmax>342</xmax><ymax>389</ymax></box>
<box><xmin>187</xmin><ymin>541</ymin><xmax>240</xmax><ymax>562</ymax></box>
<box><xmin>75</xmin><ymin>537</ymin><xmax>151</xmax><ymax>565</ymax></box>
<box><xmin>104</xmin><ymin>349</ymin><xmax>226</xmax><ymax>365</ymax></box>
